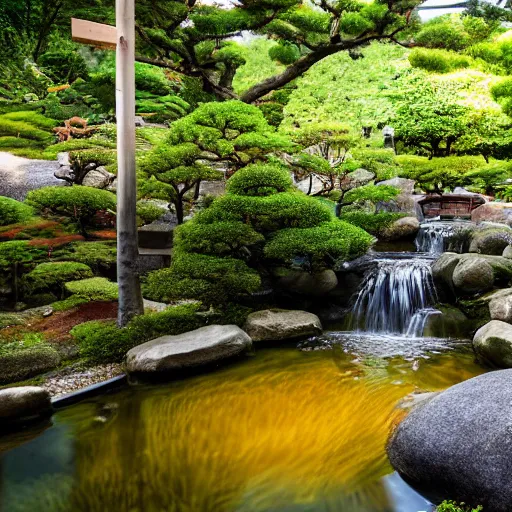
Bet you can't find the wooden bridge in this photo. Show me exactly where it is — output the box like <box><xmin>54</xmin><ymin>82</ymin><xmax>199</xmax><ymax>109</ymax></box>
<box><xmin>419</xmin><ymin>194</ymin><xmax>486</xmax><ymax>219</ymax></box>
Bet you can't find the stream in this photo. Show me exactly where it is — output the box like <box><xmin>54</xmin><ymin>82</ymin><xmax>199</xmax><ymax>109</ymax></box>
<box><xmin>0</xmin><ymin>220</ymin><xmax>486</xmax><ymax>512</ymax></box>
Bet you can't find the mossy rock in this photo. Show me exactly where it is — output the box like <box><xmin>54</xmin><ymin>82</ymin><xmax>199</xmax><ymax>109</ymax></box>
<box><xmin>424</xmin><ymin>304</ymin><xmax>471</xmax><ymax>338</ymax></box>
<box><xmin>0</xmin><ymin>346</ymin><xmax>60</xmax><ymax>384</ymax></box>
<box><xmin>469</xmin><ymin>227</ymin><xmax>512</xmax><ymax>256</ymax></box>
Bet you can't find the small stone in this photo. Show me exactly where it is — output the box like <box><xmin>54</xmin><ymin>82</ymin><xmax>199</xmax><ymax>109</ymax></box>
<box><xmin>42</xmin><ymin>308</ymin><xmax>53</xmax><ymax>318</ymax></box>
<box><xmin>84</xmin><ymin>162</ymin><xmax>97</xmax><ymax>172</ymax></box>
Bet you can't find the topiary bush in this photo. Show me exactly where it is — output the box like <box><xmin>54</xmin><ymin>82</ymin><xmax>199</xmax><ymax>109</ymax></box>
<box><xmin>143</xmin><ymin>162</ymin><xmax>374</xmax><ymax>306</ymax></box>
<box><xmin>341</xmin><ymin>212</ymin><xmax>406</xmax><ymax>237</ymax></box>
<box><xmin>26</xmin><ymin>186</ymin><xmax>117</xmax><ymax>236</ymax></box>
<box><xmin>136</xmin><ymin>201</ymin><xmax>167</xmax><ymax>226</ymax></box>
<box><xmin>0</xmin><ymin>196</ymin><xmax>34</xmax><ymax>226</ymax></box>
<box><xmin>409</xmin><ymin>48</ymin><xmax>472</xmax><ymax>73</ymax></box>
<box><xmin>53</xmin><ymin>241</ymin><xmax>116</xmax><ymax>272</ymax></box>
<box><xmin>22</xmin><ymin>262</ymin><xmax>93</xmax><ymax>297</ymax></box>
<box><xmin>71</xmin><ymin>303</ymin><xmax>203</xmax><ymax>363</ymax></box>
<box><xmin>64</xmin><ymin>277</ymin><xmax>118</xmax><ymax>302</ymax></box>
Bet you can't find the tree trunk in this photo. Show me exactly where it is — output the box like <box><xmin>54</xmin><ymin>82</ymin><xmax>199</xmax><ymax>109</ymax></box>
<box><xmin>193</xmin><ymin>180</ymin><xmax>201</xmax><ymax>201</ymax></box>
<box><xmin>116</xmin><ymin>0</ymin><xmax>144</xmax><ymax>327</ymax></box>
<box><xmin>174</xmin><ymin>197</ymin><xmax>184</xmax><ymax>224</ymax></box>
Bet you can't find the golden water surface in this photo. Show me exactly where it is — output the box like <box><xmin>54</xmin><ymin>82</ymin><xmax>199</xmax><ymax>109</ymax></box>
<box><xmin>0</xmin><ymin>345</ymin><xmax>485</xmax><ymax>512</ymax></box>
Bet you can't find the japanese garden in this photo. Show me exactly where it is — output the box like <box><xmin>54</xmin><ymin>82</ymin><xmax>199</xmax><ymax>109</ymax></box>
<box><xmin>2</xmin><ymin>0</ymin><xmax>512</xmax><ymax>510</ymax></box>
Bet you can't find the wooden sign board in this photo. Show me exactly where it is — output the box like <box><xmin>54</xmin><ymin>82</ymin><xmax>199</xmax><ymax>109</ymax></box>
<box><xmin>71</xmin><ymin>18</ymin><xmax>117</xmax><ymax>50</ymax></box>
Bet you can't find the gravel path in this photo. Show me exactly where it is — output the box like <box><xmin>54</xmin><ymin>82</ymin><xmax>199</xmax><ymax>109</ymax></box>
<box><xmin>0</xmin><ymin>151</ymin><xmax>63</xmax><ymax>200</ymax></box>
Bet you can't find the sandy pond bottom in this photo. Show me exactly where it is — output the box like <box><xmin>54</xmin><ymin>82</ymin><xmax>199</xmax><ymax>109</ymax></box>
<box><xmin>0</xmin><ymin>338</ymin><xmax>485</xmax><ymax>512</ymax></box>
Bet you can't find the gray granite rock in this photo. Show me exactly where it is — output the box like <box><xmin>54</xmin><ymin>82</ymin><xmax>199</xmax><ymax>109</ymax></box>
<box><xmin>0</xmin><ymin>387</ymin><xmax>52</xmax><ymax>422</ymax></box>
<box><xmin>278</xmin><ymin>269</ymin><xmax>338</xmax><ymax>296</ymax></box>
<box><xmin>489</xmin><ymin>294</ymin><xmax>512</xmax><ymax>323</ymax></box>
<box><xmin>380</xmin><ymin>216</ymin><xmax>420</xmax><ymax>241</ymax></box>
<box><xmin>387</xmin><ymin>369</ymin><xmax>512</xmax><ymax>511</ymax></box>
<box><xmin>126</xmin><ymin>325</ymin><xmax>252</xmax><ymax>374</ymax></box>
<box><xmin>473</xmin><ymin>320</ymin><xmax>512</xmax><ymax>367</ymax></box>
<box><xmin>452</xmin><ymin>257</ymin><xmax>494</xmax><ymax>294</ymax></box>
<box><xmin>244</xmin><ymin>309</ymin><xmax>322</xmax><ymax>342</ymax></box>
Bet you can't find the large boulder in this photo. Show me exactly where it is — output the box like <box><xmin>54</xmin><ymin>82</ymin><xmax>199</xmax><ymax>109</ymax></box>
<box><xmin>468</xmin><ymin>228</ymin><xmax>512</xmax><ymax>255</ymax></box>
<box><xmin>503</xmin><ymin>245</ymin><xmax>512</xmax><ymax>259</ymax></box>
<box><xmin>244</xmin><ymin>309</ymin><xmax>322</xmax><ymax>342</ymax></box>
<box><xmin>452</xmin><ymin>257</ymin><xmax>494</xmax><ymax>294</ymax></box>
<box><xmin>380</xmin><ymin>216</ymin><xmax>420</xmax><ymax>241</ymax></box>
<box><xmin>295</xmin><ymin>175</ymin><xmax>325</xmax><ymax>195</ymax></box>
<box><xmin>473</xmin><ymin>320</ymin><xmax>512</xmax><ymax>367</ymax></box>
<box><xmin>126</xmin><ymin>325</ymin><xmax>252</xmax><ymax>374</ymax></box>
<box><xmin>277</xmin><ymin>269</ymin><xmax>338</xmax><ymax>296</ymax></box>
<box><xmin>0</xmin><ymin>387</ymin><xmax>52</xmax><ymax>426</ymax></box>
<box><xmin>81</xmin><ymin>166</ymin><xmax>115</xmax><ymax>189</ymax></box>
<box><xmin>489</xmin><ymin>293</ymin><xmax>512</xmax><ymax>323</ymax></box>
<box><xmin>387</xmin><ymin>370</ymin><xmax>512</xmax><ymax>511</ymax></box>
<box><xmin>433</xmin><ymin>253</ymin><xmax>512</xmax><ymax>296</ymax></box>
<box><xmin>339</xmin><ymin>168</ymin><xmax>375</xmax><ymax>191</ymax></box>
<box><xmin>376</xmin><ymin>177</ymin><xmax>417</xmax><ymax>215</ymax></box>
<box><xmin>471</xmin><ymin>202</ymin><xmax>512</xmax><ymax>226</ymax></box>
<box><xmin>432</xmin><ymin>252</ymin><xmax>461</xmax><ymax>295</ymax></box>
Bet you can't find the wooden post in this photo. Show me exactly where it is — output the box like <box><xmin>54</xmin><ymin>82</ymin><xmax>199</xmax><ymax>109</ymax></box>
<box><xmin>116</xmin><ymin>0</ymin><xmax>144</xmax><ymax>326</ymax></box>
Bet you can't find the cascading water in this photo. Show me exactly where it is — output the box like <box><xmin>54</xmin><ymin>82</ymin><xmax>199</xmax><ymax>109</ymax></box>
<box><xmin>351</xmin><ymin>256</ymin><xmax>438</xmax><ymax>336</ymax></box>
<box><xmin>415</xmin><ymin>220</ymin><xmax>472</xmax><ymax>256</ymax></box>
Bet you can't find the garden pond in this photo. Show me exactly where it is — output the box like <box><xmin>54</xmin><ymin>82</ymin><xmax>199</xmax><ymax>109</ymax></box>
<box><xmin>0</xmin><ymin>341</ymin><xmax>484</xmax><ymax>512</ymax></box>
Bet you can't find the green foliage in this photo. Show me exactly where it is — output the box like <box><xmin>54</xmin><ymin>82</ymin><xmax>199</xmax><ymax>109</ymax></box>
<box><xmin>492</xmin><ymin>77</ymin><xmax>512</xmax><ymax>117</ymax></box>
<box><xmin>64</xmin><ymin>277</ymin><xmax>118</xmax><ymax>301</ymax></box>
<box><xmin>226</xmin><ymin>163</ymin><xmax>292</xmax><ymax>196</ymax></box>
<box><xmin>264</xmin><ymin>220</ymin><xmax>373</xmax><ymax>266</ymax></box>
<box><xmin>71</xmin><ymin>303</ymin><xmax>203</xmax><ymax>363</ymax></box>
<box><xmin>343</xmin><ymin>184</ymin><xmax>399</xmax><ymax>205</ymax></box>
<box><xmin>53</xmin><ymin>241</ymin><xmax>116</xmax><ymax>272</ymax></box>
<box><xmin>22</xmin><ymin>262</ymin><xmax>93</xmax><ymax>294</ymax></box>
<box><xmin>0</xmin><ymin>341</ymin><xmax>60</xmax><ymax>384</ymax></box>
<box><xmin>269</xmin><ymin>42</ymin><xmax>301</xmax><ymax>65</ymax></box>
<box><xmin>390</xmin><ymin>71</ymin><xmax>469</xmax><ymax>157</ymax></box>
<box><xmin>397</xmin><ymin>155</ymin><xmax>486</xmax><ymax>193</ymax></box>
<box><xmin>0</xmin><ymin>241</ymin><xmax>44</xmax><ymax>268</ymax></box>
<box><xmin>174</xmin><ymin>220</ymin><xmax>264</xmax><ymax>256</ymax></box>
<box><xmin>436</xmin><ymin>500</ymin><xmax>483</xmax><ymax>512</ymax></box>
<box><xmin>409</xmin><ymin>48</ymin><xmax>472</xmax><ymax>73</ymax></box>
<box><xmin>140</xmin><ymin>101</ymin><xmax>295</xmax><ymax>223</ymax></box>
<box><xmin>341</xmin><ymin>212</ymin><xmax>406</xmax><ymax>236</ymax></box>
<box><xmin>136</xmin><ymin>201</ymin><xmax>166</xmax><ymax>226</ymax></box>
<box><xmin>39</xmin><ymin>48</ymin><xmax>89</xmax><ymax>83</ymax></box>
<box><xmin>51</xmin><ymin>295</ymin><xmax>89</xmax><ymax>312</ymax></box>
<box><xmin>0</xmin><ymin>196</ymin><xmax>34</xmax><ymax>226</ymax></box>
<box><xmin>26</xmin><ymin>186</ymin><xmax>116</xmax><ymax>234</ymax></box>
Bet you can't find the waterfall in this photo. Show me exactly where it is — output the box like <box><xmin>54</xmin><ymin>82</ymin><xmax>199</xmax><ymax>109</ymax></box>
<box><xmin>415</xmin><ymin>221</ymin><xmax>471</xmax><ymax>255</ymax></box>
<box><xmin>405</xmin><ymin>308</ymin><xmax>442</xmax><ymax>338</ymax></box>
<box><xmin>351</xmin><ymin>257</ymin><xmax>437</xmax><ymax>336</ymax></box>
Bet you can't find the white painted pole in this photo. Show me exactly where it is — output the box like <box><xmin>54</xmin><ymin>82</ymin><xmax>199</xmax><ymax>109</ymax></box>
<box><xmin>116</xmin><ymin>0</ymin><xmax>144</xmax><ymax>326</ymax></box>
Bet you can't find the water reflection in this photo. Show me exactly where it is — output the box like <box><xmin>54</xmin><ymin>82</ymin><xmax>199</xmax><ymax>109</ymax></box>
<box><xmin>0</xmin><ymin>346</ymin><xmax>484</xmax><ymax>512</ymax></box>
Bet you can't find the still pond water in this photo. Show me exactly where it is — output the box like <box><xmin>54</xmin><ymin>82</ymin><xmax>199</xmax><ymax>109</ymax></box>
<box><xmin>0</xmin><ymin>342</ymin><xmax>484</xmax><ymax>512</ymax></box>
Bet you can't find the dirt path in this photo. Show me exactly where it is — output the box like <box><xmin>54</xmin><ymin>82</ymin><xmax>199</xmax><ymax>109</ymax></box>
<box><xmin>0</xmin><ymin>151</ymin><xmax>63</xmax><ymax>200</ymax></box>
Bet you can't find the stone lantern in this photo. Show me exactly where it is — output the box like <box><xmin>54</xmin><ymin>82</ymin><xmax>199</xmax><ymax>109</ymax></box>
<box><xmin>383</xmin><ymin>125</ymin><xmax>395</xmax><ymax>151</ymax></box>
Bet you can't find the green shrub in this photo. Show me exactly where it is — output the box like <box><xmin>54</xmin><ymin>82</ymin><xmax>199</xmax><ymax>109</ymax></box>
<box><xmin>42</xmin><ymin>139</ymin><xmax>116</xmax><ymax>160</ymax></box>
<box><xmin>1</xmin><ymin>111</ymin><xmax>59</xmax><ymax>131</ymax></box>
<box><xmin>22</xmin><ymin>262</ymin><xmax>93</xmax><ymax>295</ymax></box>
<box><xmin>175</xmin><ymin>220</ymin><xmax>264</xmax><ymax>255</ymax></box>
<box><xmin>53</xmin><ymin>241</ymin><xmax>117</xmax><ymax>271</ymax></box>
<box><xmin>143</xmin><ymin>252</ymin><xmax>261</xmax><ymax>304</ymax></box>
<box><xmin>264</xmin><ymin>220</ymin><xmax>373</xmax><ymax>268</ymax></box>
<box><xmin>64</xmin><ymin>277</ymin><xmax>118</xmax><ymax>301</ymax></box>
<box><xmin>409</xmin><ymin>48</ymin><xmax>472</xmax><ymax>73</ymax></box>
<box><xmin>0</xmin><ymin>117</ymin><xmax>53</xmax><ymax>142</ymax></box>
<box><xmin>26</xmin><ymin>186</ymin><xmax>117</xmax><ymax>235</ymax></box>
<box><xmin>0</xmin><ymin>241</ymin><xmax>45</xmax><ymax>268</ymax></box>
<box><xmin>51</xmin><ymin>295</ymin><xmax>89</xmax><ymax>312</ymax></box>
<box><xmin>71</xmin><ymin>303</ymin><xmax>202</xmax><ymax>363</ymax></box>
<box><xmin>136</xmin><ymin>201</ymin><xmax>166</xmax><ymax>226</ymax></box>
<box><xmin>414</xmin><ymin>23</ymin><xmax>469</xmax><ymax>51</ymax></box>
<box><xmin>226</xmin><ymin>163</ymin><xmax>292</xmax><ymax>196</ymax></box>
<box><xmin>341</xmin><ymin>211</ymin><xmax>406</xmax><ymax>236</ymax></box>
<box><xmin>39</xmin><ymin>48</ymin><xmax>89</xmax><ymax>83</ymax></box>
<box><xmin>0</xmin><ymin>334</ymin><xmax>60</xmax><ymax>384</ymax></box>
<box><xmin>0</xmin><ymin>196</ymin><xmax>34</xmax><ymax>226</ymax></box>
<box><xmin>343</xmin><ymin>184</ymin><xmax>400</xmax><ymax>205</ymax></box>
<box><xmin>0</xmin><ymin>136</ymin><xmax>36</xmax><ymax>149</ymax></box>
<box><xmin>269</xmin><ymin>42</ymin><xmax>301</xmax><ymax>64</ymax></box>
